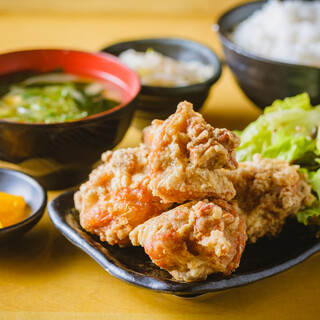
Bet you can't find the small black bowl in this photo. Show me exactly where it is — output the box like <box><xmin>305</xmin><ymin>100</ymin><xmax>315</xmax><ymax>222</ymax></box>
<box><xmin>217</xmin><ymin>1</ymin><xmax>320</xmax><ymax>109</ymax></box>
<box><xmin>102</xmin><ymin>38</ymin><xmax>222</xmax><ymax>126</ymax></box>
<box><xmin>0</xmin><ymin>168</ymin><xmax>47</xmax><ymax>245</ymax></box>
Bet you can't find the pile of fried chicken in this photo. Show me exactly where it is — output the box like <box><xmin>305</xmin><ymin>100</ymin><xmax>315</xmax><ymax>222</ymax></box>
<box><xmin>74</xmin><ymin>101</ymin><xmax>315</xmax><ymax>282</ymax></box>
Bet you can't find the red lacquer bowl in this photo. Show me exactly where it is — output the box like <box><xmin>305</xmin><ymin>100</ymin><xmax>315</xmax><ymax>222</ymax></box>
<box><xmin>0</xmin><ymin>49</ymin><xmax>141</xmax><ymax>189</ymax></box>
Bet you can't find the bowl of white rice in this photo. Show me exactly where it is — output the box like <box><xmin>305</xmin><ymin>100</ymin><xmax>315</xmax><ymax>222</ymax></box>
<box><xmin>217</xmin><ymin>0</ymin><xmax>320</xmax><ymax>109</ymax></box>
<box><xmin>102</xmin><ymin>38</ymin><xmax>222</xmax><ymax>127</ymax></box>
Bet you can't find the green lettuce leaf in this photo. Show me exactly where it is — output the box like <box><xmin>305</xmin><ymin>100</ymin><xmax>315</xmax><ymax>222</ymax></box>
<box><xmin>236</xmin><ymin>93</ymin><xmax>320</xmax><ymax>227</ymax></box>
<box><xmin>264</xmin><ymin>92</ymin><xmax>313</xmax><ymax>113</ymax></box>
<box><xmin>297</xmin><ymin>169</ymin><xmax>320</xmax><ymax>227</ymax></box>
<box><xmin>237</xmin><ymin>94</ymin><xmax>320</xmax><ymax>163</ymax></box>
<box><xmin>297</xmin><ymin>207</ymin><xmax>320</xmax><ymax>227</ymax></box>
<box><xmin>316</xmin><ymin>126</ymin><xmax>320</xmax><ymax>155</ymax></box>
<box><xmin>309</xmin><ymin>169</ymin><xmax>320</xmax><ymax>200</ymax></box>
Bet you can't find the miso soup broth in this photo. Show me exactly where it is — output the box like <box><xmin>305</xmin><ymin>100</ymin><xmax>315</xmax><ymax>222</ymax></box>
<box><xmin>0</xmin><ymin>71</ymin><xmax>122</xmax><ymax>123</ymax></box>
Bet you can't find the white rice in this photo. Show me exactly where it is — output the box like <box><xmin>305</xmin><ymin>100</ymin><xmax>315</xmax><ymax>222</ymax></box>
<box><xmin>118</xmin><ymin>48</ymin><xmax>214</xmax><ymax>87</ymax></box>
<box><xmin>231</xmin><ymin>0</ymin><xmax>320</xmax><ymax>67</ymax></box>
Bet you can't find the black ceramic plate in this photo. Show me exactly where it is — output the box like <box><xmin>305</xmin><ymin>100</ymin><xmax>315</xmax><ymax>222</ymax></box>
<box><xmin>48</xmin><ymin>190</ymin><xmax>320</xmax><ymax>297</ymax></box>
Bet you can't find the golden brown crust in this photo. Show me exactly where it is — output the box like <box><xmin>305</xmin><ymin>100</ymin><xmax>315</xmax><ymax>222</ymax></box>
<box><xmin>145</xmin><ymin>101</ymin><xmax>240</xmax><ymax>203</ymax></box>
<box><xmin>129</xmin><ymin>199</ymin><xmax>247</xmax><ymax>282</ymax></box>
<box><xmin>74</xmin><ymin>145</ymin><xmax>171</xmax><ymax>246</ymax></box>
<box><xmin>73</xmin><ymin>100</ymin><xmax>317</xmax><ymax>282</ymax></box>
<box><xmin>228</xmin><ymin>154</ymin><xmax>316</xmax><ymax>243</ymax></box>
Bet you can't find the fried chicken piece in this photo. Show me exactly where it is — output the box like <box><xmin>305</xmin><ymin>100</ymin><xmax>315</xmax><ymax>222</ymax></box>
<box><xmin>228</xmin><ymin>154</ymin><xmax>315</xmax><ymax>243</ymax></box>
<box><xmin>130</xmin><ymin>199</ymin><xmax>247</xmax><ymax>282</ymax></box>
<box><xmin>74</xmin><ymin>145</ymin><xmax>171</xmax><ymax>247</ymax></box>
<box><xmin>144</xmin><ymin>101</ymin><xmax>240</xmax><ymax>203</ymax></box>
<box><xmin>142</xmin><ymin>121</ymin><xmax>159</xmax><ymax>149</ymax></box>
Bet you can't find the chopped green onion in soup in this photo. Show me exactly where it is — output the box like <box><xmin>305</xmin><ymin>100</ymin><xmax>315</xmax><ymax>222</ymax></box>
<box><xmin>0</xmin><ymin>72</ymin><xmax>120</xmax><ymax>123</ymax></box>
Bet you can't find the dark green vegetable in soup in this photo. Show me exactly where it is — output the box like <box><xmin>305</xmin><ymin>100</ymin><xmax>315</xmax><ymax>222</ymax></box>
<box><xmin>0</xmin><ymin>72</ymin><xmax>120</xmax><ymax>123</ymax></box>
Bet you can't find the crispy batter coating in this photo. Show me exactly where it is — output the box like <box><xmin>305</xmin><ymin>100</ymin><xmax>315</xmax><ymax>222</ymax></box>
<box><xmin>74</xmin><ymin>146</ymin><xmax>171</xmax><ymax>247</ymax></box>
<box><xmin>228</xmin><ymin>154</ymin><xmax>315</xmax><ymax>243</ymax></box>
<box><xmin>144</xmin><ymin>101</ymin><xmax>241</xmax><ymax>203</ymax></box>
<box><xmin>130</xmin><ymin>199</ymin><xmax>247</xmax><ymax>282</ymax></box>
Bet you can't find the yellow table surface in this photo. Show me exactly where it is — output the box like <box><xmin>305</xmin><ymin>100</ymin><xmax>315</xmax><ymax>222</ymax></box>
<box><xmin>0</xmin><ymin>9</ymin><xmax>319</xmax><ymax>320</ymax></box>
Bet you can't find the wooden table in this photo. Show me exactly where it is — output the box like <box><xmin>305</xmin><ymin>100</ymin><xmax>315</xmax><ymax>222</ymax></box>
<box><xmin>0</xmin><ymin>8</ymin><xmax>319</xmax><ymax>320</ymax></box>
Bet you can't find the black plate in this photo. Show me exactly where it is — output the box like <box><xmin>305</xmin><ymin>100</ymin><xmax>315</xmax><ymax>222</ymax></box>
<box><xmin>48</xmin><ymin>190</ymin><xmax>320</xmax><ymax>297</ymax></box>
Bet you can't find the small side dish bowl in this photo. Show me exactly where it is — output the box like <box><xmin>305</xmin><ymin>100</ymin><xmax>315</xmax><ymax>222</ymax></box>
<box><xmin>216</xmin><ymin>1</ymin><xmax>320</xmax><ymax>109</ymax></box>
<box><xmin>102</xmin><ymin>38</ymin><xmax>222</xmax><ymax>125</ymax></box>
<box><xmin>0</xmin><ymin>49</ymin><xmax>140</xmax><ymax>189</ymax></box>
<box><xmin>0</xmin><ymin>168</ymin><xmax>47</xmax><ymax>245</ymax></box>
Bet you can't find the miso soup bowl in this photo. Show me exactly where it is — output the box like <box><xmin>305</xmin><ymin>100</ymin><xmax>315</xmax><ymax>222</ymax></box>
<box><xmin>0</xmin><ymin>49</ymin><xmax>140</xmax><ymax>190</ymax></box>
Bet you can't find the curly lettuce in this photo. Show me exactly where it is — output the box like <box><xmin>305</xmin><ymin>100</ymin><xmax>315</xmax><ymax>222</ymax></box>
<box><xmin>236</xmin><ymin>93</ymin><xmax>320</xmax><ymax>227</ymax></box>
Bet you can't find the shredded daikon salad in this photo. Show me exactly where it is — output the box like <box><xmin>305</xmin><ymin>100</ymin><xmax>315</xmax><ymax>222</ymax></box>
<box><xmin>119</xmin><ymin>48</ymin><xmax>214</xmax><ymax>87</ymax></box>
